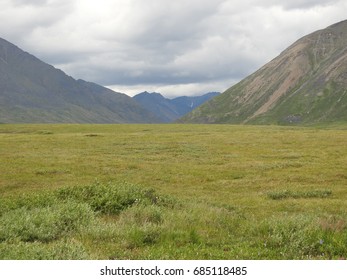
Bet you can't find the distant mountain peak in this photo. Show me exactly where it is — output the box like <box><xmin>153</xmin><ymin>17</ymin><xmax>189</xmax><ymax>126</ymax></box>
<box><xmin>137</xmin><ymin>91</ymin><xmax>164</xmax><ymax>97</ymax></box>
<box><xmin>133</xmin><ymin>91</ymin><xmax>220</xmax><ymax>123</ymax></box>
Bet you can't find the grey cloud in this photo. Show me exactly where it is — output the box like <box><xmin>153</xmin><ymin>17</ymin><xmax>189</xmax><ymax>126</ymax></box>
<box><xmin>0</xmin><ymin>0</ymin><xmax>73</xmax><ymax>45</ymax></box>
<box><xmin>13</xmin><ymin>0</ymin><xmax>50</xmax><ymax>6</ymax></box>
<box><xmin>263</xmin><ymin>0</ymin><xmax>338</xmax><ymax>10</ymax></box>
<box><xmin>1</xmin><ymin>0</ymin><xmax>346</xmax><ymax>97</ymax></box>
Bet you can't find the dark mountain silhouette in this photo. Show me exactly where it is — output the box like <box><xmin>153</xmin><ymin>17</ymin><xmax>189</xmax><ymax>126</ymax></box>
<box><xmin>0</xmin><ymin>38</ymin><xmax>160</xmax><ymax>123</ymax></box>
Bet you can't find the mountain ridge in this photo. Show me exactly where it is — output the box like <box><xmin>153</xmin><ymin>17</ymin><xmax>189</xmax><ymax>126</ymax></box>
<box><xmin>0</xmin><ymin>37</ymin><xmax>160</xmax><ymax>123</ymax></box>
<box><xmin>180</xmin><ymin>20</ymin><xmax>347</xmax><ymax>125</ymax></box>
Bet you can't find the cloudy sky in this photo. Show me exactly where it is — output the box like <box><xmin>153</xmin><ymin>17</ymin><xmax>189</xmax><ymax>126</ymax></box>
<box><xmin>1</xmin><ymin>0</ymin><xmax>346</xmax><ymax>97</ymax></box>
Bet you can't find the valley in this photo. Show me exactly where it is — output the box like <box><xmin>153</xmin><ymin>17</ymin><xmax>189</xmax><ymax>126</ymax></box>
<box><xmin>1</xmin><ymin>19</ymin><xmax>347</xmax><ymax>261</ymax></box>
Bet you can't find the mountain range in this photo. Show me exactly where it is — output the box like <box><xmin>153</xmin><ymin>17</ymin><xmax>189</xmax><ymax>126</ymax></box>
<box><xmin>0</xmin><ymin>37</ymin><xmax>218</xmax><ymax>124</ymax></box>
<box><xmin>133</xmin><ymin>91</ymin><xmax>220</xmax><ymax>122</ymax></box>
<box><xmin>2</xmin><ymin>20</ymin><xmax>347</xmax><ymax>125</ymax></box>
<box><xmin>181</xmin><ymin>20</ymin><xmax>347</xmax><ymax>125</ymax></box>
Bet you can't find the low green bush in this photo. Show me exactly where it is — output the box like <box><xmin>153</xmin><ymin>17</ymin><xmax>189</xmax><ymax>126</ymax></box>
<box><xmin>55</xmin><ymin>181</ymin><xmax>176</xmax><ymax>214</ymax></box>
<box><xmin>0</xmin><ymin>201</ymin><xmax>94</xmax><ymax>242</ymax></box>
<box><xmin>255</xmin><ymin>214</ymin><xmax>347</xmax><ymax>259</ymax></box>
<box><xmin>0</xmin><ymin>181</ymin><xmax>179</xmax><ymax>259</ymax></box>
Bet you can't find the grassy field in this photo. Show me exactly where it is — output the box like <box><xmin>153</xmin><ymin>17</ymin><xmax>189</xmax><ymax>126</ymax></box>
<box><xmin>0</xmin><ymin>124</ymin><xmax>346</xmax><ymax>259</ymax></box>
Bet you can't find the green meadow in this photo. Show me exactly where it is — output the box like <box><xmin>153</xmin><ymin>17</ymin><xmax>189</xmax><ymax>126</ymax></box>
<box><xmin>0</xmin><ymin>124</ymin><xmax>346</xmax><ymax>259</ymax></box>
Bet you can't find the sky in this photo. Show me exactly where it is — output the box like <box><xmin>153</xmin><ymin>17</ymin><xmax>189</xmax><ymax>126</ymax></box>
<box><xmin>1</xmin><ymin>0</ymin><xmax>346</xmax><ymax>98</ymax></box>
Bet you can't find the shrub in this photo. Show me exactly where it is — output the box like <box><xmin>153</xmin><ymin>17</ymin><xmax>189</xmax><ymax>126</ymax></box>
<box><xmin>0</xmin><ymin>201</ymin><xmax>94</xmax><ymax>242</ymax></box>
<box><xmin>55</xmin><ymin>182</ymin><xmax>176</xmax><ymax>215</ymax></box>
<box><xmin>255</xmin><ymin>214</ymin><xmax>347</xmax><ymax>259</ymax></box>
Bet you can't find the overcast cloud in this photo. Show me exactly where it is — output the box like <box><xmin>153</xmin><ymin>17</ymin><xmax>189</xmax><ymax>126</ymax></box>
<box><xmin>1</xmin><ymin>0</ymin><xmax>346</xmax><ymax>97</ymax></box>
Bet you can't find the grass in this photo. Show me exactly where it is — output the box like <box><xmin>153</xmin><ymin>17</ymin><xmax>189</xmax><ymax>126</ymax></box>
<box><xmin>0</xmin><ymin>123</ymin><xmax>347</xmax><ymax>259</ymax></box>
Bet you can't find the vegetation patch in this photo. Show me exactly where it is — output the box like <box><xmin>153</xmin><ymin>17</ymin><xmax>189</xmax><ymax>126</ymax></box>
<box><xmin>56</xmin><ymin>182</ymin><xmax>176</xmax><ymax>215</ymax></box>
<box><xmin>255</xmin><ymin>214</ymin><xmax>347</xmax><ymax>259</ymax></box>
<box><xmin>35</xmin><ymin>130</ymin><xmax>53</xmax><ymax>135</ymax></box>
<box><xmin>0</xmin><ymin>201</ymin><xmax>94</xmax><ymax>243</ymax></box>
<box><xmin>35</xmin><ymin>169</ymin><xmax>71</xmax><ymax>176</ymax></box>
<box><xmin>267</xmin><ymin>189</ymin><xmax>332</xmax><ymax>200</ymax></box>
<box><xmin>0</xmin><ymin>181</ymin><xmax>178</xmax><ymax>259</ymax></box>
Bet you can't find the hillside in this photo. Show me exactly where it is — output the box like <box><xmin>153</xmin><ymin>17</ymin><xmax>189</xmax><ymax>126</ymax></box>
<box><xmin>180</xmin><ymin>20</ymin><xmax>347</xmax><ymax>125</ymax></box>
<box><xmin>0</xmin><ymin>38</ymin><xmax>160</xmax><ymax>123</ymax></box>
<box><xmin>133</xmin><ymin>91</ymin><xmax>219</xmax><ymax>122</ymax></box>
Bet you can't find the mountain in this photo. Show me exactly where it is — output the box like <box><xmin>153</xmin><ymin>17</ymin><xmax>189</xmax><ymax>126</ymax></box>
<box><xmin>0</xmin><ymin>38</ymin><xmax>160</xmax><ymax>123</ymax></box>
<box><xmin>133</xmin><ymin>91</ymin><xmax>220</xmax><ymax>122</ymax></box>
<box><xmin>133</xmin><ymin>92</ymin><xmax>178</xmax><ymax>123</ymax></box>
<box><xmin>180</xmin><ymin>20</ymin><xmax>347</xmax><ymax>125</ymax></box>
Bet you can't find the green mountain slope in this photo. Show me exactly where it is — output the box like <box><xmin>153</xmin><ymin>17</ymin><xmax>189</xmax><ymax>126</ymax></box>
<box><xmin>0</xmin><ymin>38</ymin><xmax>160</xmax><ymax>123</ymax></box>
<box><xmin>180</xmin><ymin>20</ymin><xmax>347</xmax><ymax>125</ymax></box>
